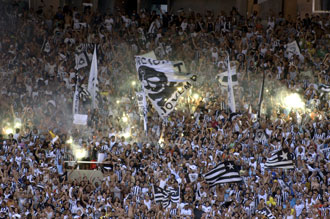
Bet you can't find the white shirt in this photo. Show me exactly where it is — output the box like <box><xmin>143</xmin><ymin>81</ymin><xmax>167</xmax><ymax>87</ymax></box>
<box><xmin>159</xmin><ymin>179</ymin><xmax>167</xmax><ymax>189</ymax></box>
<box><xmin>294</xmin><ymin>203</ymin><xmax>304</xmax><ymax>217</ymax></box>
<box><xmin>144</xmin><ymin>199</ymin><xmax>151</xmax><ymax>210</ymax></box>
<box><xmin>180</xmin><ymin>208</ymin><xmax>192</xmax><ymax>216</ymax></box>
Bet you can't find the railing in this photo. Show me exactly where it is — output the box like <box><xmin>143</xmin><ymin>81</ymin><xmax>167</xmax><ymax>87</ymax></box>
<box><xmin>64</xmin><ymin>161</ymin><xmax>111</xmax><ymax>164</ymax></box>
<box><xmin>64</xmin><ymin>160</ymin><xmax>113</xmax><ymax>170</ymax></box>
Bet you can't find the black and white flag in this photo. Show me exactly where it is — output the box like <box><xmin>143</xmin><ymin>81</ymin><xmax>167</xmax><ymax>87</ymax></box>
<box><xmin>75</xmin><ymin>52</ymin><xmax>88</xmax><ymax>70</ymax></box>
<box><xmin>42</xmin><ymin>40</ymin><xmax>51</xmax><ymax>53</ymax></box>
<box><xmin>217</xmin><ymin>69</ymin><xmax>238</xmax><ymax>87</ymax></box>
<box><xmin>135</xmin><ymin>54</ymin><xmax>196</xmax><ymax>118</ymax></box>
<box><xmin>75</xmin><ymin>43</ymin><xmax>94</xmax><ymax>53</ymax></box>
<box><xmin>265</xmin><ymin>148</ymin><xmax>294</xmax><ymax>169</ymax></box>
<box><xmin>204</xmin><ymin>161</ymin><xmax>242</xmax><ymax>186</ymax></box>
<box><xmin>256</xmin><ymin>207</ymin><xmax>276</xmax><ymax>219</ymax></box>
<box><xmin>87</xmin><ymin>46</ymin><xmax>99</xmax><ymax>109</ymax></box>
<box><xmin>79</xmin><ymin>85</ymin><xmax>90</xmax><ymax>102</ymax></box>
<box><xmin>319</xmin><ymin>84</ymin><xmax>330</xmax><ymax>93</ymax></box>
<box><xmin>154</xmin><ymin>186</ymin><xmax>180</xmax><ymax>209</ymax></box>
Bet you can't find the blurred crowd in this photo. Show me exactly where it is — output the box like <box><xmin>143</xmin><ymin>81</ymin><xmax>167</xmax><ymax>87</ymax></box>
<box><xmin>0</xmin><ymin>0</ymin><xmax>329</xmax><ymax>218</ymax></box>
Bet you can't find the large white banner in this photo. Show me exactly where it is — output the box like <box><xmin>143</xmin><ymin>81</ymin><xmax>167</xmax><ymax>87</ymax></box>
<box><xmin>87</xmin><ymin>46</ymin><xmax>99</xmax><ymax>109</ymax></box>
<box><xmin>135</xmin><ymin>55</ymin><xmax>196</xmax><ymax>118</ymax></box>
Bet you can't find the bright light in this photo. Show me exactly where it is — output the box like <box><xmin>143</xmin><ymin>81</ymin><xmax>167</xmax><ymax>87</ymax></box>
<box><xmin>158</xmin><ymin>137</ymin><xmax>164</xmax><ymax>148</ymax></box>
<box><xmin>14</xmin><ymin>122</ymin><xmax>21</xmax><ymax>129</ymax></box>
<box><xmin>177</xmin><ymin>87</ymin><xmax>182</xmax><ymax>91</ymax></box>
<box><xmin>122</xmin><ymin>132</ymin><xmax>130</xmax><ymax>138</ymax></box>
<box><xmin>131</xmin><ymin>81</ymin><xmax>136</xmax><ymax>86</ymax></box>
<box><xmin>116</xmin><ymin>100</ymin><xmax>120</xmax><ymax>104</ymax></box>
<box><xmin>283</xmin><ymin>93</ymin><xmax>305</xmax><ymax>111</ymax></box>
<box><xmin>66</xmin><ymin>137</ymin><xmax>73</xmax><ymax>144</ymax></box>
<box><xmin>122</xmin><ymin>116</ymin><xmax>128</xmax><ymax>123</ymax></box>
<box><xmin>4</xmin><ymin>128</ymin><xmax>13</xmax><ymax>135</ymax></box>
<box><xmin>193</xmin><ymin>93</ymin><xmax>199</xmax><ymax>100</ymax></box>
<box><xmin>74</xmin><ymin>148</ymin><xmax>87</xmax><ymax>160</ymax></box>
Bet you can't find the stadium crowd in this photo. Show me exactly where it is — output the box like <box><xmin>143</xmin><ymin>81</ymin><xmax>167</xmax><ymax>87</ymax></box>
<box><xmin>0</xmin><ymin>0</ymin><xmax>329</xmax><ymax>218</ymax></box>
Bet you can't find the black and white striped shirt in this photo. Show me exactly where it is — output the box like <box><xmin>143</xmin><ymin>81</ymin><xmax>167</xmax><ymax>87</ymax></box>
<box><xmin>132</xmin><ymin>186</ymin><xmax>141</xmax><ymax>197</ymax></box>
<box><xmin>115</xmin><ymin>170</ymin><xmax>122</xmax><ymax>182</ymax></box>
<box><xmin>282</xmin><ymin>190</ymin><xmax>289</xmax><ymax>202</ymax></box>
<box><xmin>314</xmin><ymin>133</ymin><xmax>325</xmax><ymax>140</ymax></box>
<box><xmin>170</xmin><ymin>208</ymin><xmax>178</xmax><ymax>216</ymax></box>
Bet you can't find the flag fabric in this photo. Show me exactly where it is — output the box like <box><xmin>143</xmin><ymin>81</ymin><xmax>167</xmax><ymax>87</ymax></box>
<box><xmin>286</xmin><ymin>41</ymin><xmax>301</xmax><ymax>59</ymax></box>
<box><xmin>75</xmin><ymin>52</ymin><xmax>88</xmax><ymax>70</ymax></box>
<box><xmin>73</xmin><ymin>84</ymin><xmax>79</xmax><ymax>114</ymax></box>
<box><xmin>257</xmin><ymin>71</ymin><xmax>265</xmax><ymax>119</ymax></box>
<box><xmin>227</xmin><ymin>58</ymin><xmax>236</xmax><ymax>113</ymax></box>
<box><xmin>265</xmin><ymin>148</ymin><xmax>294</xmax><ymax>169</ymax></box>
<box><xmin>256</xmin><ymin>207</ymin><xmax>276</xmax><ymax>219</ymax></box>
<box><xmin>217</xmin><ymin>71</ymin><xmax>238</xmax><ymax>87</ymax></box>
<box><xmin>153</xmin><ymin>186</ymin><xmax>180</xmax><ymax>209</ymax></box>
<box><xmin>49</xmin><ymin>131</ymin><xmax>59</xmax><ymax>145</ymax></box>
<box><xmin>167</xmin><ymin>187</ymin><xmax>180</xmax><ymax>203</ymax></box>
<box><xmin>78</xmin><ymin>85</ymin><xmax>90</xmax><ymax>102</ymax></box>
<box><xmin>135</xmin><ymin>54</ymin><xmax>196</xmax><ymax>118</ymax></box>
<box><xmin>87</xmin><ymin>46</ymin><xmax>99</xmax><ymax>109</ymax></box>
<box><xmin>204</xmin><ymin>161</ymin><xmax>242</xmax><ymax>186</ymax></box>
<box><xmin>319</xmin><ymin>84</ymin><xmax>330</xmax><ymax>93</ymax></box>
<box><xmin>73</xmin><ymin>114</ymin><xmax>88</xmax><ymax>125</ymax></box>
<box><xmin>42</xmin><ymin>40</ymin><xmax>51</xmax><ymax>53</ymax></box>
<box><xmin>229</xmin><ymin>112</ymin><xmax>242</xmax><ymax>121</ymax></box>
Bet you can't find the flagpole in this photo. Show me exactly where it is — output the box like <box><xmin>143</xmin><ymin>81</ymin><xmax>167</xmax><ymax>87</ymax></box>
<box><xmin>72</xmin><ymin>73</ymin><xmax>79</xmax><ymax>116</ymax></box>
<box><xmin>152</xmin><ymin>184</ymin><xmax>155</xmax><ymax>203</ymax></box>
<box><xmin>141</xmin><ymin>85</ymin><xmax>148</xmax><ymax>135</ymax></box>
<box><xmin>257</xmin><ymin>70</ymin><xmax>266</xmax><ymax>119</ymax></box>
<box><xmin>226</xmin><ymin>53</ymin><xmax>236</xmax><ymax>113</ymax></box>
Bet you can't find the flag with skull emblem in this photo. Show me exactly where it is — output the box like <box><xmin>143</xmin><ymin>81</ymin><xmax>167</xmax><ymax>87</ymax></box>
<box><xmin>135</xmin><ymin>54</ymin><xmax>196</xmax><ymax>118</ymax></box>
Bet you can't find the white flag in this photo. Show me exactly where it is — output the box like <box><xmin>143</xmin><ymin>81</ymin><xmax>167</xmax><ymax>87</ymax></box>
<box><xmin>286</xmin><ymin>41</ymin><xmax>301</xmax><ymax>59</ymax></box>
<box><xmin>87</xmin><ymin>46</ymin><xmax>99</xmax><ymax>109</ymax></box>
<box><xmin>227</xmin><ymin>58</ymin><xmax>236</xmax><ymax>113</ymax></box>
<box><xmin>73</xmin><ymin>114</ymin><xmax>88</xmax><ymax>125</ymax></box>
<box><xmin>75</xmin><ymin>53</ymin><xmax>88</xmax><ymax>70</ymax></box>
